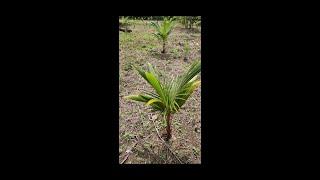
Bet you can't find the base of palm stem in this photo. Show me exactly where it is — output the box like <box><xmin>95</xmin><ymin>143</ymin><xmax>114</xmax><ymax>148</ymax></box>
<box><xmin>165</xmin><ymin>113</ymin><xmax>172</xmax><ymax>141</ymax></box>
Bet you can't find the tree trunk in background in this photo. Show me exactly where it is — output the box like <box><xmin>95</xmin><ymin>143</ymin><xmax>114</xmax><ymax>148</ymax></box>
<box><xmin>165</xmin><ymin>113</ymin><xmax>172</xmax><ymax>141</ymax></box>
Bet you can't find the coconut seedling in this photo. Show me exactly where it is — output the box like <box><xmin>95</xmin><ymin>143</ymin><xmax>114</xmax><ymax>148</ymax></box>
<box><xmin>125</xmin><ymin>61</ymin><xmax>201</xmax><ymax>141</ymax></box>
<box><xmin>150</xmin><ymin>17</ymin><xmax>175</xmax><ymax>53</ymax></box>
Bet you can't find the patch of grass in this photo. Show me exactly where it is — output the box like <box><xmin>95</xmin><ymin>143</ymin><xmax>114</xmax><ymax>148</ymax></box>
<box><xmin>173</xmin><ymin>121</ymin><xmax>183</xmax><ymax>133</ymax></box>
<box><xmin>119</xmin><ymin>146</ymin><xmax>124</xmax><ymax>154</ymax></box>
<box><xmin>123</xmin><ymin>61</ymin><xmax>133</xmax><ymax>71</ymax></box>
<box><xmin>183</xmin><ymin>41</ymin><xmax>190</xmax><ymax>61</ymax></box>
<box><xmin>120</xmin><ymin>32</ymin><xmax>134</xmax><ymax>43</ymax></box>
<box><xmin>142</xmin><ymin>33</ymin><xmax>155</xmax><ymax>42</ymax></box>
<box><xmin>142</xmin><ymin>119</ymin><xmax>150</xmax><ymax>128</ymax></box>
<box><xmin>139</xmin><ymin>44</ymin><xmax>156</xmax><ymax>52</ymax></box>
<box><xmin>122</xmin><ymin>131</ymin><xmax>135</xmax><ymax>141</ymax></box>
<box><xmin>159</xmin><ymin>118</ymin><xmax>167</xmax><ymax>128</ymax></box>
<box><xmin>144</xmin><ymin>141</ymin><xmax>154</xmax><ymax>150</ymax></box>
<box><xmin>192</xmin><ymin>147</ymin><xmax>200</xmax><ymax>156</ymax></box>
<box><xmin>170</xmin><ymin>48</ymin><xmax>180</xmax><ymax>58</ymax></box>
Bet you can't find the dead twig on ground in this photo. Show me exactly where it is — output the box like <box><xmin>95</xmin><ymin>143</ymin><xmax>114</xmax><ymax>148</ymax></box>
<box><xmin>120</xmin><ymin>134</ymin><xmax>153</xmax><ymax>164</ymax></box>
<box><xmin>120</xmin><ymin>140</ymin><xmax>138</xmax><ymax>164</ymax></box>
<box><xmin>151</xmin><ymin>116</ymin><xmax>183</xmax><ymax>164</ymax></box>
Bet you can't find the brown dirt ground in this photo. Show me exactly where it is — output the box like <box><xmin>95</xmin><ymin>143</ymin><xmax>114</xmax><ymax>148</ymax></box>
<box><xmin>119</xmin><ymin>20</ymin><xmax>201</xmax><ymax>164</ymax></box>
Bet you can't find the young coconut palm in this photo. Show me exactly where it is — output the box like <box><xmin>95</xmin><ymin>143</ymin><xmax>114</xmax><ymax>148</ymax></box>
<box><xmin>125</xmin><ymin>61</ymin><xmax>201</xmax><ymax>141</ymax></box>
<box><xmin>150</xmin><ymin>17</ymin><xmax>175</xmax><ymax>53</ymax></box>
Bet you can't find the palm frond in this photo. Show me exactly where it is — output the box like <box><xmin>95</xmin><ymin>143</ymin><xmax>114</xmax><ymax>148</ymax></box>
<box><xmin>124</xmin><ymin>94</ymin><xmax>150</xmax><ymax>103</ymax></box>
<box><xmin>125</xmin><ymin>60</ymin><xmax>201</xmax><ymax>114</ymax></box>
<box><xmin>150</xmin><ymin>18</ymin><xmax>175</xmax><ymax>43</ymax></box>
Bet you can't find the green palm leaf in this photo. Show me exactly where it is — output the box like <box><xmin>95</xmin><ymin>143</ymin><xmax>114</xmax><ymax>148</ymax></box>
<box><xmin>126</xmin><ymin>60</ymin><xmax>201</xmax><ymax>114</ymax></box>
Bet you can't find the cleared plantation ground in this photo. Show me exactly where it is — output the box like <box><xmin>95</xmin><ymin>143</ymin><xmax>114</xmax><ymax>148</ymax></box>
<box><xmin>119</xmin><ymin>20</ymin><xmax>201</xmax><ymax>164</ymax></box>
